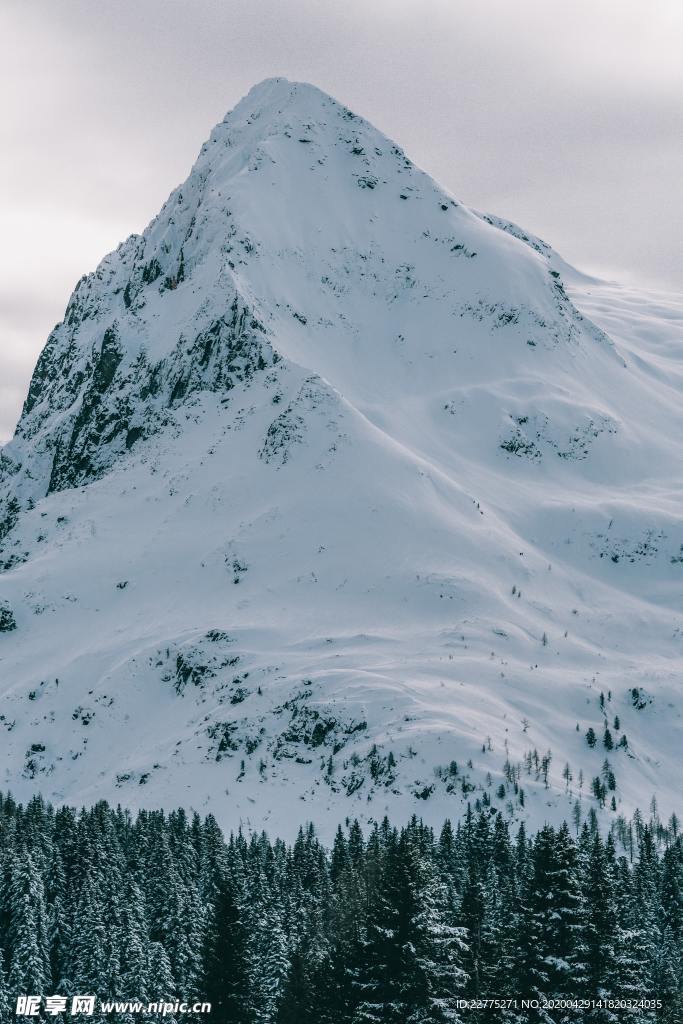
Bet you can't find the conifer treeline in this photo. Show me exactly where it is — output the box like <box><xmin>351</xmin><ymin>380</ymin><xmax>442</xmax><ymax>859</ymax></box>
<box><xmin>0</xmin><ymin>793</ymin><xmax>681</xmax><ymax>1022</ymax></box>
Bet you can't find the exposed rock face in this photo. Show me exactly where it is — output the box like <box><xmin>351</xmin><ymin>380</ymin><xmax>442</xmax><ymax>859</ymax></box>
<box><xmin>15</xmin><ymin>288</ymin><xmax>274</xmax><ymax>499</ymax></box>
<box><xmin>0</xmin><ymin>600</ymin><xmax>16</xmax><ymax>632</ymax></box>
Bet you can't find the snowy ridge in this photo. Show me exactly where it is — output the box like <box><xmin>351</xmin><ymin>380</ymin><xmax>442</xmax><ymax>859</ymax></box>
<box><xmin>1</xmin><ymin>79</ymin><xmax>682</xmax><ymax>839</ymax></box>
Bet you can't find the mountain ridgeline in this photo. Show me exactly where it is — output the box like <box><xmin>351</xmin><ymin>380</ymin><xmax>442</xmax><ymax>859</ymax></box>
<box><xmin>0</xmin><ymin>79</ymin><xmax>682</xmax><ymax>838</ymax></box>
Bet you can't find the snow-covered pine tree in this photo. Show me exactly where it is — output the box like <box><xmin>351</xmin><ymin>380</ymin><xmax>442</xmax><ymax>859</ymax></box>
<box><xmin>0</xmin><ymin>948</ymin><xmax>10</xmax><ymax>1022</ymax></box>
<box><xmin>404</xmin><ymin>837</ymin><xmax>468</xmax><ymax>1023</ymax></box>
<box><xmin>582</xmin><ymin>833</ymin><xmax>618</xmax><ymax>1016</ymax></box>
<box><xmin>250</xmin><ymin>883</ymin><xmax>290</xmax><ymax>1023</ymax></box>
<box><xmin>546</xmin><ymin>824</ymin><xmax>588</xmax><ymax>1002</ymax></box>
<box><xmin>202</xmin><ymin>870</ymin><xmax>253</xmax><ymax>1024</ymax></box>
<box><xmin>117</xmin><ymin>877</ymin><xmax>151</xmax><ymax>1003</ymax></box>
<box><xmin>147</xmin><ymin>943</ymin><xmax>178</xmax><ymax>1024</ymax></box>
<box><xmin>276</xmin><ymin>947</ymin><xmax>315</xmax><ymax>1024</ymax></box>
<box><xmin>6</xmin><ymin>849</ymin><xmax>51</xmax><ymax>1001</ymax></box>
<box><xmin>514</xmin><ymin>825</ymin><xmax>588</xmax><ymax>1020</ymax></box>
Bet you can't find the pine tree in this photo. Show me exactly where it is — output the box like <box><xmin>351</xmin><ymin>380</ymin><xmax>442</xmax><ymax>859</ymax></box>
<box><xmin>547</xmin><ymin>824</ymin><xmax>587</xmax><ymax>999</ymax></box>
<box><xmin>630</xmin><ymin>830</ymin><xmax>663</xmax><ymax>998</ymax></box>
<box><xmin>514</xmin><ymin>825</ymin><xmax>587</xmax><ymax>1016</ymax></box>
<box><xmin>276</xmin><ymin>948</ymin><xmax>314</xmax><ymax>1024</ymax></box>
<box><xmin>163</xmin><ymin>880</ymin><xmax>204</xmax><ymax>997</ymax></box>
<box><xmin>353</xmin><ymin>826</ymin><xmax>468</xmax><ymax>1023</ymax></box>
<box><xmin>406</xmin><ymin>844</ymin><xmax>468</xmax><ymax>1022</ymax></box>
<box><xmin>252</xmin><ymin>887</ymin><xmax>290</xmax><ymax>1023</ymax></box>
<box><xmin>610</xmin><ymin>857</ymin><xmax>657</xmax><ymax>1023</ymax></box>
<box><xmin>46</xmin><ymin>847</ymin><xmax>69</xmax><ymax>991</ymax></box>
<box><xmin>0</xmin><ymin>789</ymin><xmax>678</xmax><ymax>1024</ymax></box>
<box><xmin>117</xmin><ymin>877</ymin><xmax>150</xmax><ymax>1002</ymax></box>
<box><xmin>62</xmin><ymin>873</ymin><xmax>112</xmax><ymax>1000</ymax></box>
<box><xmin>6</xmin><ymin>849</ymin><xmax>51</xmax><ymax>999</ymax></box>
<box><xmin>656</xmin><ymin>925</ymin><xmax>681</xmax><ymax>1017</ymax></box>
<box><xmin>147</xmin><ymin>943</ymin><xmax>178</xmax><ymax>1024</ymax></box>
<box><xmin>312</xmin><ymin>944</ymin><xmax>359</xmax><ymax>1024</ymax></box>
<box><xmin>583</xmin><ymin>833</ymin><xmax>617</xmax><ymax>1006</ymax></box>
<box><xmin>0</xmin><ymin>949</ymin><xmax>10</xmax><ymax>1022</ymax></box>
<box><xmin>202</xmin><ymin>871</ymin><xmax>252</xmax><ymax>1023</ymax></box>
<box><xmin>352</xmin><ymin>829</ymin><xmax>405</xmax><ymax>1022</ymax></box>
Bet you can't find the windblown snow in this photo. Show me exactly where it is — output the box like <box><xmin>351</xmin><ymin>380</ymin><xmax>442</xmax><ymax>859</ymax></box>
<box><xmin>1</xmin><ymin>78</ymin><xmax>682</xmax><ymax>839</ymax></box>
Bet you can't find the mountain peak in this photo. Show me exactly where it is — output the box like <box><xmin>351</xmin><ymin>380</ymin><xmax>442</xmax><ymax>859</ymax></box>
<box><xmin>0</xmin><ymin>79</ymin><xmax>613</xmax><ymax>503</ymax></box>
<box><xmin>1</xmin><ymin>79</ymin><xmax>611</xmax><ymax>499</ymax></box>
<box><xmin>204</xmin><ymin>77</ymin><xmax>360</xmax><ymax>150</ymax></box>
<box><xmin>229</xmin><ymin>76</ymin><xmax>328</xmax><ymax>112</ymax></box>
<box><xmin>1</xmin><ymin>82</ymin><xmax>679</xmax><ymax>836</ymax></box>
<box><xmin>225</xmin><ymin>77</ymin><xmax>350</xmax><ymax>122</ymax></box>
<box><xmin>195</xmin><ymin>75</ymin><xmax>399</xmax><ymax>187</ymax></box>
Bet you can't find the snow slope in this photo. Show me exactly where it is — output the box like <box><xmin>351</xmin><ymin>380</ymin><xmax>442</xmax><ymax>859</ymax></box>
<box><xmin>1</xmin><ymin>78</ymin><xmax>682</xmax><ymax>839</ymax></box>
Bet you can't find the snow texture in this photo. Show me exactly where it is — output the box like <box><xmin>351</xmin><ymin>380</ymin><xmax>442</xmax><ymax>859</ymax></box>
<box><xmin>1</xmin><ymin>79</ymin><xmax>682</xmax><ymax>839</ymax></box>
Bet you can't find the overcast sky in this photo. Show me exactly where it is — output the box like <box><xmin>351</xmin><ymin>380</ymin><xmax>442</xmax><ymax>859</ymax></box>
<box><xmin>1</xmin><ymin>0</ymin><xmax>681</xmax><ymax>442</ymax></box>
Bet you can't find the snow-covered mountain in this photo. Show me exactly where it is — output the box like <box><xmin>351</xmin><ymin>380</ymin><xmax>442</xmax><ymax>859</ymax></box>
<box><xmin>1</xmin><ymin>78</ymin><xmax>682</xmax><ymax>838</ymax></box>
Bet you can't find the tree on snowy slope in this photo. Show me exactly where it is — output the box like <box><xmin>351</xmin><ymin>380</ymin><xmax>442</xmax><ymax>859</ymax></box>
<box><xmin>352</xmin><ymin>822</ymin><xmax>468</xmax><ymax>1023</ymax></box>
<box><xmin>514</xmin><ymin>825</ymin><xmax>588</xmax><ymax>1021</ymax></box>
<box><xmin>250</xmin><ymin>877</ymin><xmax>290</xmax><ymax>1023</ymax></box>
<box><xmin>582</xmin><ymin>833</ymin><xmax>618</xmax><ymax>1018</ymax></box>
<box><xmin>658</xmin><ymin>844</ymin><xmax>683</xmax><ymax>1020</ymax></box>
<box><xmin>457</xmin><ymin>811</ymin><xmax>520</xmax><ymax>1013</ymax></box>
<box><xmin>0</xmin><ymin>795</ymin><xmax>680</xmax><ymax>1019</ymax></box>
<box><xmin>406</xmin><ymin>842</ymin><xmax>468</xmax><ymax>1022</ymax></box>
<box><xmin>5</xmin><ymin>850</ymin><xmax>51</xmax><ymax>999</ymax></box>
<box><xmin>202</xmin><ymin>872</ymin><xmax>252</xmax><ymax>1024</ymax></box>
<box><xmin>0</xmin><ymin>949</ymin><xmax>11</xmax><ymax>1021</ymax></box>
<box><xmin>276</xmin><ymin>947</ymin><xmax>315</xmax><ymax>1024</ymax></box>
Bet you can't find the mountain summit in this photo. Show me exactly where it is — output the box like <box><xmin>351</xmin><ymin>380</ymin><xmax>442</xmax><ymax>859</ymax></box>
<box><xmin>1</xmin><ymin>80</ymin><xmax>682</xmax><ymax>835</ymax></box>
